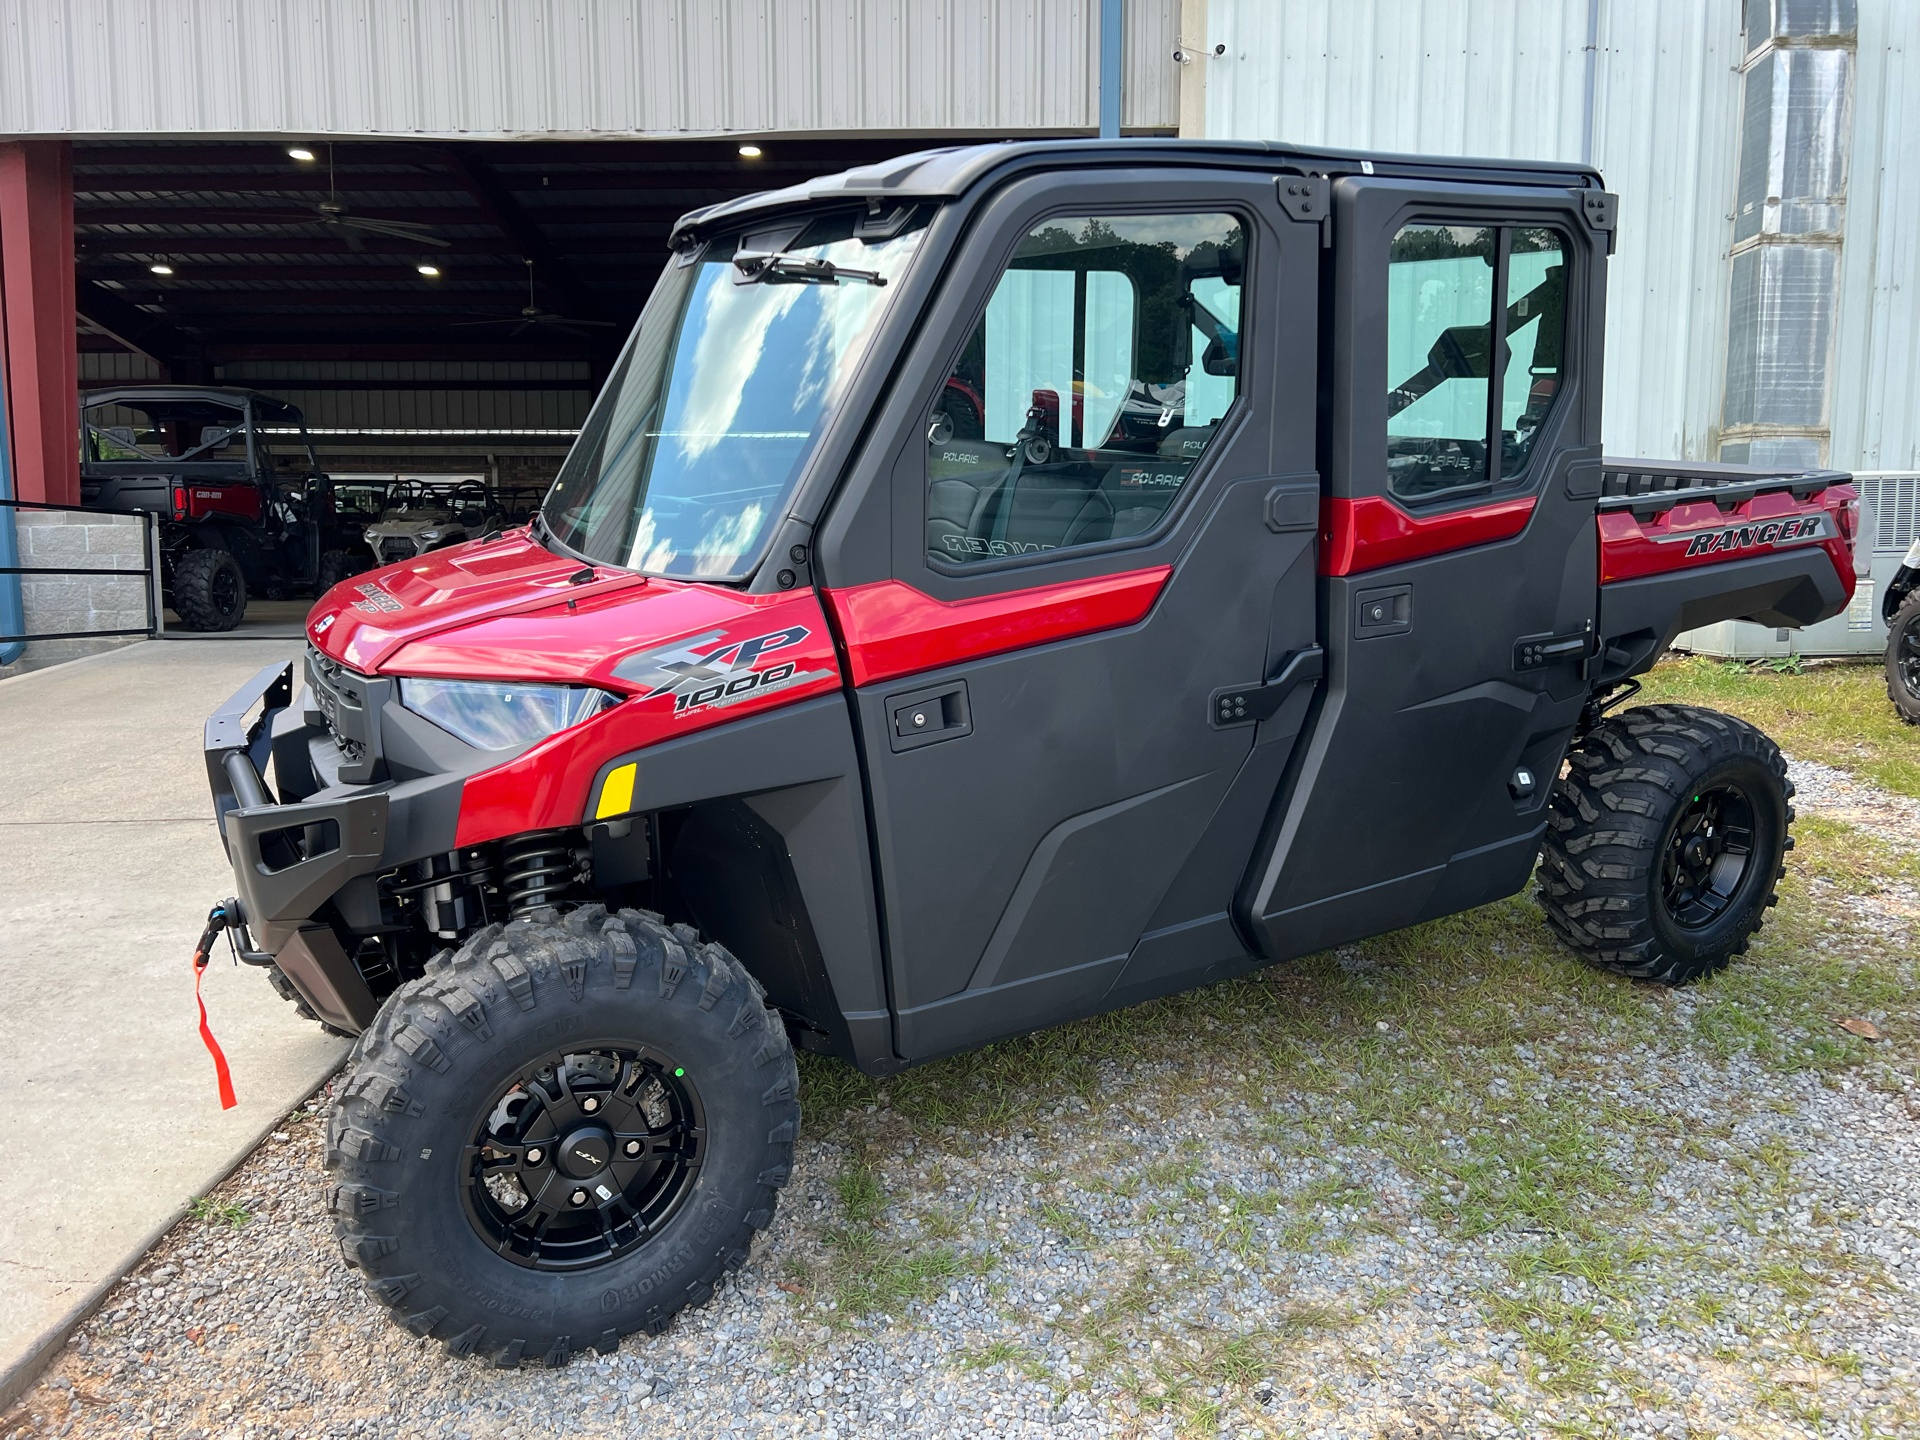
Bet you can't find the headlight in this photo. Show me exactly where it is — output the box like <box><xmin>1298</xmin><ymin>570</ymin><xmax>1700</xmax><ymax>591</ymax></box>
<box><xmin>399</xmin><ymin>677</ymin><xmax>618</xmax><ymax>750</ymax></box>
<box><xmin>417</xmin><ymin>528</ymin><xmax>444</xmax><ymax>543</ymax></box>
<box><xmin>364</xmin><ymin>527</ymin><xmax>380</xmax><ymax>544</ymax></box>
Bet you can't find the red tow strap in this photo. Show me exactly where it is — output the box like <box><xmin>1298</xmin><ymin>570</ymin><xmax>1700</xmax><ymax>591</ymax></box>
<box><xmin>192</xmin><ymin>906</ymin><xmax>239</xmax><ymax>1111</ymax></box>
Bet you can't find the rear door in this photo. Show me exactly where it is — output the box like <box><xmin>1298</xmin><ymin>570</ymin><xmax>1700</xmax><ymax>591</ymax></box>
<box><xmin>1241</xmin><ymin>177</ymin><xmax>1609</xmax><ymax>959</ymax></box>
<box><xmin>817</xmin><ymin>167</ymin><xmax>1325</xmax><ymax>1062</ymax></box>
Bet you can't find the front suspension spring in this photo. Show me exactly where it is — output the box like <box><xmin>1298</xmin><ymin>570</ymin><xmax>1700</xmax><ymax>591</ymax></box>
<box><xmin>501</xmin><ymin>830</ymin><xmax>581</xmax><ymax>917</ymax></box>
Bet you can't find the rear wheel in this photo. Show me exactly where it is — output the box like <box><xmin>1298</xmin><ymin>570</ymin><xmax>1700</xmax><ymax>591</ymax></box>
<box><xmin>314</xmin><ymin>548</ymin><xmax>366</xmax><ymax>597</ymax></box>
<box><xmin>324</xmin><ymin>906</ymin><xmax>798</xmax><ymax>1365</ymax></box>
<box><xmin>1887</xmin><ymin>593</ymin><xmax>1920</xmax><ymax>725</ymax></box>
<box><xmin>171</xmin><ymin>547</ymin><xmax>247</xmax><ymax>632</ymax></box>
<box><xmin>1538</xmin><ymin>703</ymin><xmax>1792</xmax><ymax>984</ymax></box>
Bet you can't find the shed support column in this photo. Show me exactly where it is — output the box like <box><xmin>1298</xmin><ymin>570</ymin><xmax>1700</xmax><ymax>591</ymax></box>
<box><xmin>0</xmin><ymin>141</ymin><xmax>78</xmax><ymax>507</ymax></box>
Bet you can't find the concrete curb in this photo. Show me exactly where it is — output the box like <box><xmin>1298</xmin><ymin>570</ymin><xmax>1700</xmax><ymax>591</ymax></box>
<box><xmin>0</xmin><ymin>1066</ymin><xmax>344</xmax><ymax>1414</ymax></box>
<box><xmin>0</xmin><ymin>636</ymin><xmax>152</xmax><ymax>692</ymax></box>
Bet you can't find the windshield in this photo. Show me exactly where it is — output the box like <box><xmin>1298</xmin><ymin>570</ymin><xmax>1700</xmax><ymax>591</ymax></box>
<box><xmin>541</xmin><ymin>209</ymin><xmax>928</xmax><ymax>579</ymax></box>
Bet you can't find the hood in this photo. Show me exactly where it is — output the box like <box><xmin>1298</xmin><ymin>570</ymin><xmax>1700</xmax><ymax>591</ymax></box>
<box><xmin>308</xmin><ymin>529</ymin><xmax>831</xmax><ymax>693</ymax></box>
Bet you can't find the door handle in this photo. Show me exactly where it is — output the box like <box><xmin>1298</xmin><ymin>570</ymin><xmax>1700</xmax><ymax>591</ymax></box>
<box><xmin>1208</xmin><ymin>646</ymin><xmax>1324</xmax><ymax>729</ymax></box>
<box><xmin>886</xmin><ymin>680</ymin><xmax>972</xmax><ymax>753</ymax></box>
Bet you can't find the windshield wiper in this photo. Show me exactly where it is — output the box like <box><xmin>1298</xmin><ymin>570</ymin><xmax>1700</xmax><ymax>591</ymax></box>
<box><xmin>732</xmin><ymin>251</ymin><xmax>886</xmax><ymax>287</ymax></box>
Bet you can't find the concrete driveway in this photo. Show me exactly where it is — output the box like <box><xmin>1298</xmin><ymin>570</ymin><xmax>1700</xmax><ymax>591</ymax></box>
<box><xmin>0</xmin><ymin>639</ymin><xmax>348</xmax><ymax>1403</ymax></box>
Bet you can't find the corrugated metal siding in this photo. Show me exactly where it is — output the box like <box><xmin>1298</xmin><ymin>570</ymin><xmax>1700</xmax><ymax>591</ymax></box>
<box><xmin>0</xmin><ymin>0</ymin><xmax>1179</xmax><ymax>137</ymax></box>
<box><xmin>1206</xmin><ymin>1</ymin><xmax>1591</xmax><ymax>160</ymax></box>
<box><xmin>1829</xmin><ymin>0</ymin><xmax>1920</xmax><ymax>471</ymax></box>
<box><xmin>1589</xmin><ymin>1</ymin><xmax>1746</xmax><ymax>462</ymax></box>
<box><xmin>1205</xmin><ymin>0</ymin><xmax>1745</xmax><ymax>463</ymax></box>
<box><xmin>265</xmin><ymin>388</ymin><xmax>590</xmax><ymax>432</ymax></box>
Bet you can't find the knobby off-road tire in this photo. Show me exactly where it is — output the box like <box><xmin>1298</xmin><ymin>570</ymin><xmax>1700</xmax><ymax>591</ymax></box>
<box><xmin>324</xmin><ymin>905</ymin><xmax>799</xmax><ymax>1366</ymax></box>
<box><xmin>266</xmin><ymin>963</ymin><xmax>354</xmax><ymax>1038</ymax></box>
<box><xmin>171</xmin><ymin>547</ymin><xmax>247</xmax><ymax>631</ymax></box>
<box><xmin>1538</xmin><ymin>703</ymin><xmax>1793</xmax><ymax>984</ymax></box>
<box><xmin>314</xmin><ymin>548</ymin><xmax>366</xmax><ymax>598</ymax></box>
<box><xmin>1886</xmin><ymin>593</ymin><xmax>1920</xmax><ymax>725</ymax></box>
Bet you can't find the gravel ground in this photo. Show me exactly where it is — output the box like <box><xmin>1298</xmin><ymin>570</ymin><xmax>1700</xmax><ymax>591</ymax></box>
<box><xmin>5</xmin><ymin>758</ymin><xmax>1916</xmax><ymax>1440</ymax></box>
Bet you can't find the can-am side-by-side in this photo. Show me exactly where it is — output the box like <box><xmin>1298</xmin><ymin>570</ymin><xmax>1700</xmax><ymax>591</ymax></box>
<box><xmin>199</xmin><ymin>140</ymin><xmax>1861</xmax><ymax>1365</ymax></box>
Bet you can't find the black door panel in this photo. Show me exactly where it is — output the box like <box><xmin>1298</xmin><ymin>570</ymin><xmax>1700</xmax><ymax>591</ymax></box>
<box><xmin>1240</xmin><ymin>178</ymin><xmax>1608</xmax><ymax>962</ymax></box>
<box><xmin>857</xmin><ymin>471</ymin><xmax>1315</xmax><ymax>1028</ymax></box>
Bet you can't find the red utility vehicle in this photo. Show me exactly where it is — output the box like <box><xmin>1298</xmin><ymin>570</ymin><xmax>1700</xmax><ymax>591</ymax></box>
<box><xmin>81</xmin><ymin>387</ymin><xmax>365</xmax><ymax>629</ymax></box>
<box><xmin>200</xmin><ymin>141</ymin><xmax>1859</xmax><ymax>1365</ymax></box>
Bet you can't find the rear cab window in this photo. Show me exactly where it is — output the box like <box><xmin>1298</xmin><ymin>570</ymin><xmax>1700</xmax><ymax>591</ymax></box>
<box><xmin>1385</xmin><ymin>223</ymin><xmax>1568</xmax><ymax>503</ymax></box>
<box><xmin>927</xmin><ymin>212</ymin><xmax>1244</xmax><ymax>566</ymax></box>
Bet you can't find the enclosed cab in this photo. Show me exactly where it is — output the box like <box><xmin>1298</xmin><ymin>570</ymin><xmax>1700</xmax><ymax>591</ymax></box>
<box><xmin>197</xmin><ymin>141</ymin><xmax>1858</xmax><ymax>1366</ymax></box>
<box><xmin>80</xmin><ymin>386</ymin><xmax>364</xmax><ymax>630</ymax></box>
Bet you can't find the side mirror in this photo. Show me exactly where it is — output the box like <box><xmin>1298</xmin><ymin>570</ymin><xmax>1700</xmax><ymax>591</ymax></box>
<box><xmin>1199</xmin><ymin>335</ymin><xmax>1237</xmax><ymax>378</ymax></box>
<box><xmin>1427</xmin><ymin>324</ymin><xmax>1492</xmax><ymax>381</ymax></box>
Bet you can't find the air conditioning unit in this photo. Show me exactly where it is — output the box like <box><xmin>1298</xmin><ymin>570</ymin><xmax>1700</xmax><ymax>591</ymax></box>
<box><xmin>1674</xmin><ymin>472</ymin><xmax>1918</xmax><ymax>659</ymax></box>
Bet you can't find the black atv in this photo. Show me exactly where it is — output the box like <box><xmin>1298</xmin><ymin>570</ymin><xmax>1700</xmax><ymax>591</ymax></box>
<box><xmin>80</xmin><ymin>387</ymin><xmax>369</xmax><ymax>631</ymax></box>
<box><xmin>1887</xmin><ymin>536</ymin><xmax>1920</xmax><ymax>723</ymax></box>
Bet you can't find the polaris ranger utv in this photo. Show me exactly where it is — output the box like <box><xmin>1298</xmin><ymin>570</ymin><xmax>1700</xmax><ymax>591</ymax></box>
<box><xmin>200</xmin><ymin>141</ymin><xmax>1861</xmax><ymax>1366</ymax></box>
<box><xmin>81</xmin><ymin>387</ymin><xmax>364</xmax><ymax>631</ymax></box>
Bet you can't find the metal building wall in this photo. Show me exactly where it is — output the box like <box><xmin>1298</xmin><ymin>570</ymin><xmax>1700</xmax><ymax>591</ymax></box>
<box><xmin>1204</xmin><ymin>0</ymin><xmax>1747</xmax><ymax>463</ymax></box>
<box><xmin>0</xmin><ymin>0</ymin><xmax>1178</xmax><ymax>137</ymax></box>
<box><xmin>1830</xmin><ymin>0</ymin><xmax>1920</xmax><ymax>472</ymax></box>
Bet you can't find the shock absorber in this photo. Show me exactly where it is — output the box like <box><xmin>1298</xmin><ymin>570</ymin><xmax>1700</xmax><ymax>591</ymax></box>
<box><xmin>501</xmin><ymin>829</ymin><xmax>582</xmax><ymax>916</ymax></box>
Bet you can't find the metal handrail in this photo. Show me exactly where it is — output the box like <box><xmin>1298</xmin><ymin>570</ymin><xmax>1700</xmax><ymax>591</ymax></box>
<box><xmin>0</xmin><ymin>496</ymin><xmax>162</xmax><ymax>647</ymax></box>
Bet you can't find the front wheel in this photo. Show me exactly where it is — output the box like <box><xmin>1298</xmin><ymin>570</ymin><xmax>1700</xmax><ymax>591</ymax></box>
<box><xmin>324</xmin><ymin>906</ymin><xmax>798</xmax><ymax>1365</ymax></box>
<box><xmin>1887</xmin><ymin>593</ymin><xmax>1920</xmax><ymax>725</ymax></box>
<box><xmin>1537</xmin><ymin>704</ymin><xmax>1793</xmax><ymax>984</ymax></box>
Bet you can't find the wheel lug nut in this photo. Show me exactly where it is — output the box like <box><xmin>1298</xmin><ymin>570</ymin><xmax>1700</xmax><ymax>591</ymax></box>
<box><xmin>582</xmin><ymin>1097</ymin><xmax>599</xmax><ymax>1113</ymax></box>
<box><xmin>525</xmin><ymin>1148</ymin><xmax>543</xmax><ymax>1166</ymax></box>
<box><xmin>624</xmin><ymin>1140</ymin><xmax>643</xmax><ymax>1157</ymax></box>
<box><xmin>570</xmin><ymin>1189</ymin><xmax>588</xmax><ymax>1207</ymax></box>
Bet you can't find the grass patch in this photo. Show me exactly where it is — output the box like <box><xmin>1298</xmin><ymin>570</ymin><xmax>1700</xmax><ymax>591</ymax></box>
<box><xmin>187</xmin><ymin>1197</ymin><xmax>249</xmax><ymax>1230</ymax></box>
<box><xmin>1636</xmin><ymin>654</ymin><xmax>1920</xmax><ymax>799</ymax></box>
<box><xmin>796</xmin><ymin>1149</ymin><xmax>985</xmax><ymax>1322</ymax></box>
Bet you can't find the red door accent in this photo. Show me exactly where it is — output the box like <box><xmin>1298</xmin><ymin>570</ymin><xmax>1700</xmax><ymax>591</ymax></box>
<box><xmin>1321</xmin><ymin>494</ymin><xmax>1536</xmax><ymax>576</ymax></box>
<box><xmin>824</xmin><ymin>566</ymin><xmax>1173</xmax><ymax>688</ymax></box>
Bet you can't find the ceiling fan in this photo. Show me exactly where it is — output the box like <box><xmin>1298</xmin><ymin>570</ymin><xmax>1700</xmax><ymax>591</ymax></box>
<box><xmin>453</xmin><ymin>259</ymin><xmax>615</xmax><ymax>336</ymax></box>
<box><xmin>190</xmin><ymin>145</ymin><xmax>448</xmax><ymax>250</ymax></box>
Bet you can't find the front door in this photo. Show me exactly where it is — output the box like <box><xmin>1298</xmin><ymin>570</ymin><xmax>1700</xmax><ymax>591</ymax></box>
<box><xmin>1241</xmin><ymin>176</ymin><xmax>1609</xmax><ymax>958</ymax></box>
<box><xmin>820</xmin><ymin>168</ymin><xmax>1325</xmax><ymax>1063</ymax></box>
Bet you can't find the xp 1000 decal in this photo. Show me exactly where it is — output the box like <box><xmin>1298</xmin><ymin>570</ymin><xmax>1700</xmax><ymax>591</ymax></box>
<box><xmin>613</xmin><ymin>624</ymin><xmax>836</xmax><ymax>716</ymax></box>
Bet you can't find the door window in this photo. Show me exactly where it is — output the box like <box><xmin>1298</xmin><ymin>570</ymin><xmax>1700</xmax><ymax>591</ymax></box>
<box><xmin>1385</xmin><ymin>224</ymin><xmax>1568</xmax><ymax>501</ymax></box>
<box><xmin>1500</xmin><ymin>229</ymin><xmax>1567</xmax><ymax>478</ymax></box>
<box><xmin>928</xmin><ymin>213</ymin><xmax>1245</xmax><ymax>566</ymax></box>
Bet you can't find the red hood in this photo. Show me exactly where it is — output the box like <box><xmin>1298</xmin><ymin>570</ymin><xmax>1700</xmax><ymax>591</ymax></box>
<box><xmin>309</xmin><ymin>529</ymin><xmax>816</xmax><ymax>692</ymax></box>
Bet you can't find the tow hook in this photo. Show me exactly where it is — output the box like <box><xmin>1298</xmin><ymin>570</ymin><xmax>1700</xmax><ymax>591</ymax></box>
<box><xmin>191</xmin><ymin>898</ymin><xmax>246</xmax><ymax>1111</ymax></box>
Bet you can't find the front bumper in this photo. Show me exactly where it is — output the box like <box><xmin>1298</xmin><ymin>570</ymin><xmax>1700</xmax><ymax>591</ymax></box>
<box><xmin>204</xmin><ymin>657</ymin><xmax>487</xmax><ymax>1032</ymax></box>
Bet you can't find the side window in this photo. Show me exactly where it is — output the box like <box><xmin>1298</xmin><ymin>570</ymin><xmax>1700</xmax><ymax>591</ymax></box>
<box><xmin>1501</xmin><ymin>229</ymin><xmax>1566</xmax><ymax>478</ymax></box>
<box><xmin>1385</xmin><ymin>223</ymin><xmax>1569</xmax><ymax>502</ymax></box>
<box><xmin>927</xmin><ymin>212</ymin><xmax>1244</xmax><ymax>566</ymax></box>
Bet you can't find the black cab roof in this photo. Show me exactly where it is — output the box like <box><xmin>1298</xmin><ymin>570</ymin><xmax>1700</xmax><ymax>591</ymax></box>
<box><xmin>80</xmin><ymin>386</ymin><xmax>308</xmax><ymax>426</ymax></box>
<box><xmin>669</xmin><ymin>137</ymin><xmax>1604</xmax><ymax>247</ymax></box>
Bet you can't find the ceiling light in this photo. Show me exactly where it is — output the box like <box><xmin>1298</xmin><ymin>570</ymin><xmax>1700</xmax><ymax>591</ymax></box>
<box><xmin>417</xmin><ymin>264</ymin><xmax>441</xmax><ymax>277</ymax></box>
<box><xmin>288</xmin><ymin>147</ymin><xmax>316</xmax><ymax>162</ymax></box>
<box><xmin>737</xmin><ymin>144</ymin><xmax>763</xmax><ymax>158</ymax></box>
<box><xmin>149</xmin><ymin>263</ymin><xmax>174</xmax><ymax>275</ymax></box>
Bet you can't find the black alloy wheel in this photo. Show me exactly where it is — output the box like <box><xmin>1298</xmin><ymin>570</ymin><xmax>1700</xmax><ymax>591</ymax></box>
<box><xmin>463</xmin><ymin>1044</ymin><xmax>705</xmax><ymax>1272</ymax></box>
<box><xmin>170</xmin><ymin>546</ymin><xmax>247</xmax><ymax>631</ymax></box>
<box><xmin>1659</xmin><ymin>784</ymin><xmax>1755</xmax><ymax>929</ymax></box>
<box><xmin>1538</xmin><ymin>703</ymin><xmax>1792</xmax><ymax>984</ymax></box>
<box><xmin>1888</xmin><ymin>594</ymin><xmax>1920</xmax><ymax>725</ymax></box>
<box><xmin>325</xmin><ymin>906</ymin><xmax>799</xmax><ymax>1366</ymax></box>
